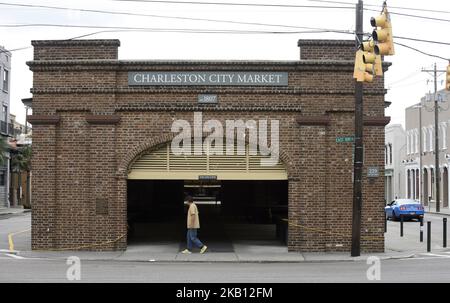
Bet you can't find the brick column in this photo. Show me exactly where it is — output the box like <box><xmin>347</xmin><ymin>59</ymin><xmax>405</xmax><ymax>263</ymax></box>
<box><xmin>86</xmin><ymin>115</ymin><xmax>123</xmax><ymax>250</ymax></box>
<box><xmin>289</xmin><ymin>116</ymin><xmax>329</xmax><ymax>252</ymax></box>
<box><xmin>28</xmin><ymin>116</ymin><xmax>60</xmax><ymax>250</ymax></box>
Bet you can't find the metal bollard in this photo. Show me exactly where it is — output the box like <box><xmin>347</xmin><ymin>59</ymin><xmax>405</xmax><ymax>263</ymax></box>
<box><xmin>444</xmin><ymin>218</ymin><xmax>447</xmax><ymax>248</ymax></box>
<box><xmin>400</xmin><ymin>215</ymin><xmax>404</xmax><ymax>237</ymax></box>
<box><xmin>420</xmin><ymin>218</ymin><xmax>424</xmax><ymax>243</ymax></box>
<box><xmin>427</xmin><ymin>221</ymin><xmax>431</xmax><ymax>252</ymax></box>
<box><xmin>384</xmin><ymin>213</ymin><xmax>387</xmax><ymax>233</ymax></box>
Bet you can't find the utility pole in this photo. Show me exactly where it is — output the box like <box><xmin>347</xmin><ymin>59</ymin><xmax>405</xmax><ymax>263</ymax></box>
<box><xmin>351</xmin><ymin>0</ymin><xmax>364</xmax><ymax>257</ymax></box>
<box><xmin>422</xmin><ymin>63</ymin><xmax>447</xmax><ymax>213</ymax></box>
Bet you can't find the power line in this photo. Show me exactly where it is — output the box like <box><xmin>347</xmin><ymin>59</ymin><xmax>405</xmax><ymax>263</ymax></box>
<box><xmin>365</xmin><ymin>8</ymin><xmax>450</xmax><ymax>23</ymax></box>
<box><xmin>3</xmin><ymin>23</ymin><xmax>450</xmax><ymax>46</ymax></box>
<box><xmin>0</xmin><ymin>46</ymin><xmax>30</xmax><ymax>54</ymax></box>
<box><xmin>391</xmin><ymin>36</ymin><xmax>450</xmax><ymax>47</ymax></box>
<box><xmin>69</xmin><ymin>28</ymin><xmax>332</xmax><ymax>39</ymax></box>
<box><xmin>307</xmin><ymin>0</ymin><xmax>450</xmax><ymax>14</ymax></box>
<box><xmin>387</xmin><ymin>77</ymin><xmax>427</xmax><ymax>89</ymax></box>
<box><xmin>0</xmin><ymin>2</ymin><xmax>353</xmax><ymax>32</ymax></box>
<box><xmin>394</xmin><ymin>41</ymin><xmax>450</xmax><ymax>62</ymax></box>
<box><xmin>111</xmin><ymin>0</ymin><xmax>354</xmax><ymax>9</ymax></box>
<box><xmin>0</xmin><ymin>23</ymin><xmax>354</xmax><ymax>35</ymax></box>
<box><xmin>387</xmin><ymin>70</ymin><xmax>424</xmax><ymax>86</ymax></box>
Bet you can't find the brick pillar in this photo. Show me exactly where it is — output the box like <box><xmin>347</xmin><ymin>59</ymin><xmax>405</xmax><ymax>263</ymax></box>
<box><xmin>86</xmin><ymin>115</ymin><xmax>124</xmax><ymax>250</ymax></box>
<box><xmin>361</xmin><ymin>125</ymin><xmax>386</xmax><ymax>253</ymax></box>
<box><xmin>289</xmin><ymin>117</ymin><xmax>329</xmax><ymax>252</ymax></box>
<box><xmin>28</xmin><ymin>116</ymin><xmax>60</xmax><ymax>250</ymax></box>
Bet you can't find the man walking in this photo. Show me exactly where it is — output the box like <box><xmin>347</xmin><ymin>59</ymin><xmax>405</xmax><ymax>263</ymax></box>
<box><xmin>182</xmin><ymin>196</ymin><xmax>207</xmax><ymax>254</ymax></box>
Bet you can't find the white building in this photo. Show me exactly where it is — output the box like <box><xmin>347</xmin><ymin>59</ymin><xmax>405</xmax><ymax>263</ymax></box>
<box><xmin>0</xmin><ymin>45</ymin><xmax>11</xmax><ymax>208</ymax></box>
<box><xmin>385</xmin><ymin>124</ymin><xmax>406</xmax><ymax>203</ymax></box>
<box><xmin>404</xmin><ymin>89</ymin><xmax>450</xmax><ymax>211</ymax></box>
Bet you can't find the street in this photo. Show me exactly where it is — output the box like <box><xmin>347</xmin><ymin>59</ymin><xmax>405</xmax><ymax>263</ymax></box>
<box><xmin>1</xmin><ymin>256</ymin><xmax>450</xmax><ymax>283</ymax></box>
<box><xmin>1</xmin><ymin>212</ymin><xmax>450</xmax><ymax>282</ymax></box>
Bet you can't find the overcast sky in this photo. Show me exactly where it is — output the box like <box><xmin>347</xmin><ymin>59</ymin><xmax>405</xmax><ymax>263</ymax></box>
<box><xmin>0</xmin><ymin>0</ymin><xmax>449</xmax><ymax>127</ymax></box>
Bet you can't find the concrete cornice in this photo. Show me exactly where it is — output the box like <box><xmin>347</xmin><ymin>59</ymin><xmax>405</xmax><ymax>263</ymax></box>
<box><xmin>297</xmin><ymin>39</ymin><xmax>355</xmax><ymax>47</ymax></box>
<box><xmin>115</xmin><ymin>104</ymin><xmax>302</xmax><ymax>112</ymax></box>
<box><xmin>30</xmin><ymin>87</ymin><xmax>388</xmax><ymax>95</ymax></box>
<box><xmin>31</xmin><ymin>39</ymin><xmax>121</xmax><ymax>47</ymax></box>
<box><xmin>27</xmin><ymin>115</ymin><xmax>60</xmax><ymax>125</ymax></box>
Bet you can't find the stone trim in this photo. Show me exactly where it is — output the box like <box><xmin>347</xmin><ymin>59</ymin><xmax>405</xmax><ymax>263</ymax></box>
<box><xmin>297</xmin><ymin>116</ymin><xmax>331</xmax><ymax>126</ymax></box>
<box><xmin>363</xmin><ymin>117</ymin><xmax>391</xmax><ymax>126</ymax></box>
<box><xmin>27</xmin><ymin>59</ymin><xmax>353</xmax><ymax>67</ymax></box>
<box><xmin>115</xmin><ymin>104</ymin><xmax>302</xmax><ymax>112</ymax></box>
<box><xmin>86</xmin><ymin>115</ymin><xmax>121</xmax><ymax>125</ymax></box>
<box><xmin>27</xmin><ymin>115</ymin><xmax>60</xmax><ymax>125</ymax></box>
<box><xmin>297</xmin><ymin>39</ymin><xmax>355</xmax><ymax>47</ymax></box>
<box><xmin>30</xmin><ymin>88</ymin><xmax>388</xmax><ymax>96</ymax></box>
<box><xmin>31</xmin><ymin>40</ymin><xmax>121</xmax><ymax>47</ymax></box>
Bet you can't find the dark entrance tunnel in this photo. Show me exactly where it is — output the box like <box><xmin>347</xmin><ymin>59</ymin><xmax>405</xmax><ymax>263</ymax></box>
<box><xmin>127</xmin><ymin>180</ymin><xmax>288</xmax><ymax>252</ymax></box>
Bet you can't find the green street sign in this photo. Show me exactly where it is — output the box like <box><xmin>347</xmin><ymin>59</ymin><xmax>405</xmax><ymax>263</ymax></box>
<box><xmin>336</xmin><ymin>136</ymin><xmax>354</xmax><ymax>143</ymax></box>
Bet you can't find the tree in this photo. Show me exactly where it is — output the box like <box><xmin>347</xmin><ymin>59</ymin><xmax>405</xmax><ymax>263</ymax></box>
<box><xmin>11</xmin><ymin>145</ymin><xmax>32</xmax><ymax>208</ymax></box>
<box><xmin>0</xmin><ymin>136</ymin><xmax>9</xmax><ymax>166</ymax></box>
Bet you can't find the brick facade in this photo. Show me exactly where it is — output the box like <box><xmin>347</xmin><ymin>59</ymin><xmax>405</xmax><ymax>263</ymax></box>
<box><xmin>28</xmin><ymin>39</ymin><xmax>389</xmax><ymax>252</ymax></box>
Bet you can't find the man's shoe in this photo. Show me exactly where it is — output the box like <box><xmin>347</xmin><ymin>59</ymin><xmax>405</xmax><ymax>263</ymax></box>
<box><xmin>181</xmin><ymin>249</ymin><xmax>192</xmax><ymax>254</ymax></box>
<box><xmin>200</xmin><ymin>245</ymin><xmax>208</xmax><ymax>254</ymax></box>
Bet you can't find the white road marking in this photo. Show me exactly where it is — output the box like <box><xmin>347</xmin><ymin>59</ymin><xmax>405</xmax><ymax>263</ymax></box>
<box><xmin>4</xmin><ymin>253</ymin><xmax>25</xmax><ymax>259</ymax></box>
<box><xmin>422</xmin><ymin>253</ymin><xmax>450</xmax><ymax>258</ymax></box>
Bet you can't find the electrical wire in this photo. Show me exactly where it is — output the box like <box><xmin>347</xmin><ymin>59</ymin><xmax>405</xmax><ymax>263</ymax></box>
<box><xmin>394</xmin><ymin>41</ymin><xmax>450</xmax><ymax>62</ymax></box>
<box><xmin>115</xmin><ymin>0</ymin><xmax>450</xmax><ymax>15</ymax></box>
<box><xmin>365</xmin><ymin>8</ymin><xmax>450</xmax><ymax>23</ymax></box>
<box><xmin>307</xmin><ymin>0</ymin><xmax>450</xmax><ymax>14</ymax></box>
<box><xmin>0</xmin><ymin>46</ymin><xmax>30</xmax><ymax>54</ymax></box>
<box><xmin>0</xmin><ymin>23</ymin><xmax>353</xmax><ymax>34</ymax></box>
<box><xmin>387</xmin><ymin>77</ymin><xmax>427</xmax><ymax>89</ymax></box>
<box><xmin>0</xmin><ymin>2</ymin><xmax>353</xmax><ymax>32</ymax></box>
<box><xmin>3</xmin><ymin>23</ymin><xmax>450</xmax><ymax>46</ymax></box>
<box><xmin>387</xmin><ymin>70</ymin><xmax>423</xmax><ymax>86</ymax></box>
<box><xmin>111</xmin><ymin>0</ymin><xmax>355</xmax><ymax>9</ymax></box>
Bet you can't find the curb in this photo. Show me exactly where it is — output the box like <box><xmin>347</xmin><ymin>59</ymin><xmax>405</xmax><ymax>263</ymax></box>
<box><xmin>12</xmin><ymin>253</ymin><xmax>416</xmax><ymax>264</ymax></box>
<box><xmin>0</xmin><ymin>209</ymin><xmax>31</xmax><ymax>216</ymax></box>
<box><xmin>426</xmin><ymin>211</ymin><xmax>450</xmax><ymax>217</ymax></box>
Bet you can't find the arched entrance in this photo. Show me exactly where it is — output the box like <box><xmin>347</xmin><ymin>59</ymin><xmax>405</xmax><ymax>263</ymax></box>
<box><xmin>125</xmin><ymin>140</ymin><xmax>290</xmax><ymax>252</ymax></box>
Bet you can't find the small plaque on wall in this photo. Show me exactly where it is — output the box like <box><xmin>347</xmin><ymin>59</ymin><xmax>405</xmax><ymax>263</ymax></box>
<box><xmin>198</xmin><ymin>94</ymin><xmax>218</xmax><ymax>104</ymax></box>
<box><xmin>96</xmin><ymin>198</ymin><xmax>109</xmax><ymax>215</ymax></box>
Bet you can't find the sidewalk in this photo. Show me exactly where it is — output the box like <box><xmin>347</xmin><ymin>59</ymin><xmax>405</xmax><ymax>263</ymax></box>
<box><xmin>425</xmin><ymin>202</ymin><xmax>450</xmax><ymax>216</ymax></box>
<box><xmin>14</xmin><ymin>245</ymin><xmax>416</xmax><ymax>263</ymax></box>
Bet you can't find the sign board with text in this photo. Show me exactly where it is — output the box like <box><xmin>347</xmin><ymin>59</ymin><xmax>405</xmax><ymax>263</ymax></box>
<box><xmin>128</xmin><ymin>72</ymin><xmax>289</xmax><ymax>86</ymax></box>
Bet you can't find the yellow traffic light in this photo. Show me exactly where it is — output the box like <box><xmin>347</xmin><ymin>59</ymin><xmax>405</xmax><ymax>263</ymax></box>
<box><xmin>371</xmin><ymin>8</ymin><xmax>395</xmax><ymax>56</ymax></box>
<box><xmin>353</xmin><ymin>50</ymin><xmax>374</xmax><ymax>83</ymax></box>
<box><xmin>446</xmin><ymin>64</ymin><xmax>450</xmax><ymax>91</ymax></box>
<box><xmin>361</xmin><ymin>40</ymin><xmax>383</xmax><ymax>77</ymax></box>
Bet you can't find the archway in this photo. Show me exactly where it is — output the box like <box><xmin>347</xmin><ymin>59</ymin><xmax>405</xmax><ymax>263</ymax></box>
<box><xmin>125</xmin><ymin>139</ymin><xmax>290</xmax><ymax>253</ymax></box>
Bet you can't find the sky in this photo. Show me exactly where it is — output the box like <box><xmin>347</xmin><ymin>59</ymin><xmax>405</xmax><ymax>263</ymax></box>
<box><xmin>0</xmin><ymin>0</ymin><xmax>449</xmax><ymax>128</ymax></box>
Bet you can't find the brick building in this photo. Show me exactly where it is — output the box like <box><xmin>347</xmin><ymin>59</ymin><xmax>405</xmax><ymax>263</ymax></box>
<box><xmin>27</xmin><ymin>39</ymin><xmax>390</xmax><ymax>252</ymax></box>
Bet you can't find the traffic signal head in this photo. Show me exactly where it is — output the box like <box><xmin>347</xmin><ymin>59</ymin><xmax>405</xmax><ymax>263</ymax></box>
<box><xmin>361</xmin><ymin>40</ymin><xmax>375</xmax><ymax>52</ymax></box>
<box><xmin>371</xmin><ymin>9</ymin><xmax>395</xmax><ymax>56</ymax></box>
<box><xmin>353</xmin><ymin>50</ymin><xmax>374</xmax><ymax>83</ymax></box>
<box><xmin>361</xmin><ymin>40</ymin><xmax>383</xmax><ymax>77</ymax></box>
<box><xmin>446</xmin><ymin>64</ymin><xmax>450</xmax><ymax>91</ymax></box>
<box><xmin>370</xmin><ymin>14</ymin><xmax>387</xmax><ymax>28</ymax></box>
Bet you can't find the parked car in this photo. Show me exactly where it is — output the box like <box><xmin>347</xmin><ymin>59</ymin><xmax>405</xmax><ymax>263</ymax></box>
<box><xmin>385</xmin><ymin>199</ymin><xmax>424</xmax><ymax>221</ymax></box>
